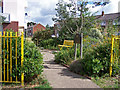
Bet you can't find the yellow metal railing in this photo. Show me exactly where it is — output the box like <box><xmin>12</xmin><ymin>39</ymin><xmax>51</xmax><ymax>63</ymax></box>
<box><xmin>110</xmin><ymin>35</ymin><xmax>120</xmax><ymax>77</ymax></box>
<box><xmin>0</xmin><ymin>31</ymin><xmax>24</xmax><ymax>86</ymax></box>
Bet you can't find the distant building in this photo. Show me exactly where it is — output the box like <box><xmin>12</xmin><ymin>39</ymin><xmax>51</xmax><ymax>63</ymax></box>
<box><xmin>2</xmin><ymin>21</ymin><xmax>18</xmax><ymax>32</ymax></box>
<box><xmin>26</xmin><ymin>23</ymin><xmax>46</xmax><ymax>37</ymax></box>
<box><xmin>96</xmin><ymin>11</ymin><xmax>120</xmax><ymax>28</ymax></box>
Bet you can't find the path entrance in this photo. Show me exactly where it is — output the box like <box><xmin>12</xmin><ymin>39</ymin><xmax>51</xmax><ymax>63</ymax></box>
<box><xmin>41</xmin><ymin>50</ymin><xmax>100</xmax><ymax>88</ymax></box>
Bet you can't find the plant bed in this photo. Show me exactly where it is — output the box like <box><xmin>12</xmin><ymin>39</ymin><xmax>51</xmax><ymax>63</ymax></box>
<box><xmin>1</xmin><ymin>75</ymin><xmax>51</xmax><ymax>89</ymax></box>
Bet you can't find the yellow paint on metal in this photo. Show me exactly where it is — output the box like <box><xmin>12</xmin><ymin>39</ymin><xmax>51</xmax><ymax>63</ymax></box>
<box><xmin>58</xmin><ymin>40</ymin><xmax>74</xmax><ymax>50</ymax></box>
<box><xmin>10</xmin><ymin>32</ymin><xmax>12</xmax><ymax>81</ymax></box>
<box><xmin>7</xmin><ymin>32</ymin><xmax>9</xmax><ymax>81</ymax></box>
<box><xmin>21</xmin><ymin>32</ymin><xmax>24</xmax><ymax>86</ymax></box>
<box><xmin>0</xmin><ymin>32</ymin><xmax>24</xmax><ymax>85</ymax></box>
<box><xmin>110</xmin><ymin>35</ymin><xmax>114</xmax><ymax>77</ymax></box>
<box><xmin>110</xmin><ymin>35</ymin><xmax>120</xmax><ymax>77</ymax></box>
<box><xmin>16</xmin><ymin>32</ymin><xmax>18</xmax><ymax>81</ymax></box>
<box><xmin>3</xmin><ymin>32</ymin><xmax>5</xmax><ymax>81</ymax></box>
<box><xmin>0</xmin><ymin>81</ymin><xmax>20</xmax><ymax>83</ymax></box>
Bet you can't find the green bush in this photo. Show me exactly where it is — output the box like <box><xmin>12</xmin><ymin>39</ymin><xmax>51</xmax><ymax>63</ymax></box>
<box><xmin>39</xmin><ymin>38</ymin><xmax>62</xmax><ymax>49</ymax></box>
<box><xmin>24</xmin><ymin>41</ymin><xmax>43</xmax><ymax>82</ymax></box>
<box><xmin>2</xmin><ymin>31</ymin><xmax>43</xmax><ymax>82</ymax></box>
<box><xmin>89</xmin><ymin>28</ymin><xmax>103</xmax><ymax>39</ymax></box>
<box><xmin>32</xmin><ymin>29</ymin><xmax>53</xmax><ymax>41</ymax></box>
<box><xmin>70</xmin><ymin>38</ymin><xmax>119</xmax><ymax>77</ymax></box>
<box><xmin>55</xmin><ymin>47</ymin><xmax>80</xmax><ymax>65</ymax></box>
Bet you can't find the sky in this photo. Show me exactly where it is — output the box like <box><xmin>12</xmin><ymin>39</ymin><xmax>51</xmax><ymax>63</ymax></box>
<box><xmin>25</xmin><ymin>0</ymin><xmax>120</xmax><ymax>27</ymax></box>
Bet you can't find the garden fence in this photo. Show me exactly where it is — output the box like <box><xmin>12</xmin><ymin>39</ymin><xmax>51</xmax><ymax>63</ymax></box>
<box><xmin>110</xmin><ymin>35</ymin><xmax>120</xmax><ymax>77</ymax></box>
<box><xmin>0</xmin><ymin>32</ymin><xmax>24</xmax><ymax>86</ymax></box>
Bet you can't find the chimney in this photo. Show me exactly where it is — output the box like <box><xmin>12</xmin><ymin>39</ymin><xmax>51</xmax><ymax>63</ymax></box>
<box><xmin>102</xmin><ymin>11</ymin><xmax>104</xmax><ymax>16</ymax></box>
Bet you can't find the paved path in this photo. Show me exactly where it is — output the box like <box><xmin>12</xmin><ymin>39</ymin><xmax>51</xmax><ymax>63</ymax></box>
<box><xmin>41</xmin><ymin>50</ymin><xmax>100</xmax><ymax>88</ymax></box>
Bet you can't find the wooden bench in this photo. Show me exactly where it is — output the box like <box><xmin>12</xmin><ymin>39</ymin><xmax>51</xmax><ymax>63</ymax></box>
<box><xmin>58</xmin><ymin>40</ymin><xmax>74</xmax><ymax>50</ymax></box>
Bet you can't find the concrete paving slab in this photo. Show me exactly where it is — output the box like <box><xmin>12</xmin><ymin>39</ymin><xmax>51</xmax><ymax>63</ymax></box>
<box><xmin>41</xmin><ymin>50</ymin><xmax>101</xmax><ymax>88</ymax></box>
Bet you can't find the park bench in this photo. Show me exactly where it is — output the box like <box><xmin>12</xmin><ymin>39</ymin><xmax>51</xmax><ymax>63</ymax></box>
<box><xmin>58</xmin><ymin>40</ymin><xmax>74</xmax><ymax>50</ymax></box>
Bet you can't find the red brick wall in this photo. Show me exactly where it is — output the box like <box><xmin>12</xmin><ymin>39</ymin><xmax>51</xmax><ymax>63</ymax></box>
<box><xmin>2</xmin><ymin>21</ymin><xmax>18</xmax><ymax>32</ymax></box>
<box><xmin>33</xmin><ymin>24</ymin><xmax>46</xmax><ymax>34</ymax></box>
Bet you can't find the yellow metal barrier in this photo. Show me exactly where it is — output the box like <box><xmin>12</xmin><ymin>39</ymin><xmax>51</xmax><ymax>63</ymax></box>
<box><xmin>0</xmin><ymin>31</ymin><xmax>24</xmax><ymax>86</ymax></box>
<box><xmin>110</xmin><ymin>35</ymin><xmax>120</xmax><ymax>77</ymax></box>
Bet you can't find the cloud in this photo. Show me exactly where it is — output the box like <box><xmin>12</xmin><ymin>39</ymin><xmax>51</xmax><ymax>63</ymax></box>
<box><xmin>88</xmin><ymin>0</ymin><xmax>120</xmax><ymax>15</ymax></box>
<box><xmin>25</xmin><ymin>0</ymin><xmax>58</xmax><ymax>26</ymax></box>
<box><xmin>25</xmin><ymin>0</ymin><xmax>120</xmax><ymax>26</ymax></box>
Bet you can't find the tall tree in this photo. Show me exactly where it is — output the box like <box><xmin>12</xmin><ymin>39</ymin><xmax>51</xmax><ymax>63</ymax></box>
<box><xmin>53</xmin><ymin>0</ymin><xmax>109</xmax><ymax>39</ymax></box>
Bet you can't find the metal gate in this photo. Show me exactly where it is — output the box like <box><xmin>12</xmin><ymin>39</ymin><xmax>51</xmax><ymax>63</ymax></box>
<box><xmin>0</xmin><ymin>31</ymin><xmax>24</xmax><ymax>86</ymax></box>
<box><xmin>110</xmin><ymin>35</ymin><xmax>120</xmax><ymax>77</ymax></box>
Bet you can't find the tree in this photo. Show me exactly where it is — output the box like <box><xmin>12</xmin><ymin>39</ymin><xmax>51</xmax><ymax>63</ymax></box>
<box><xmin>27</xmin><ymin>22</ymin><xmax>36</xmax><ymax>27</ymax></box>
<box><xmin>53</xmin><ymin>0</ymin><xmax>95</xmax><ymax>39</ymax></box>
<box><xmin>52</xmin><ymin>0</ymin><xmax>109</xmax><ymax>39</ymax></box>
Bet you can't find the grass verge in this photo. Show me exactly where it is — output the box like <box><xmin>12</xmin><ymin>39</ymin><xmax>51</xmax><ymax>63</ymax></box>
<box><xmin>91</xmin><ymin>76</ymin><xmax>119</xmax><ymax>88</ymax></box>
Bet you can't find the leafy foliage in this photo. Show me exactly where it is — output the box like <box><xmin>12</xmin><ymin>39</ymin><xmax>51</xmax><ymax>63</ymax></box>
<box><xmin>39</xmin><ymin>38</ymin><xmax>62</xmax><ymax>49</ymax></box>
<box><xmin>55</xmin><ymin>47</ymin><xmax>81</xmax><ymax>65</ymax></box>
<box><xmin>2</xmin><ymin>31</ymin><xmax>43</xmax><ymax>82</ymax></box>
<box><xmin>32</xmin><ymin>29</ymin><xmax>53</xmax><ymax>41</ymax></box>
<box><xmin>24</xmin><ymin>41</ymin><xmax>43</xmax><ymax>82</ymax></box>
<box><xmin>70</xmin><ymin>38</ymin><xmax>119</xmax><ymax>76</ymax></box>
<box><xmin>53</xmin><ymin>1</ymin><xmax>97</xmax><ymax>40</ymax></box>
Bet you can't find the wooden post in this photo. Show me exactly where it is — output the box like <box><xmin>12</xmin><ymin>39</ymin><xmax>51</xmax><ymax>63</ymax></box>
<box><xmin>74</xmin><ymin>43</ymin><xmax>77</xmax><ymax>61</ymax></box>
<box><xmin>80</xmin><ymin>33</ymin><xmax>83</xmax><ymax>59</ymax></box>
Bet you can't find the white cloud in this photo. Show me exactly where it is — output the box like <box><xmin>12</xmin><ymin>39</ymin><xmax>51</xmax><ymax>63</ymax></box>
<box><xmin>88</xmin><ymin>0</ymin><xmax>120</xmax><ymax>15</ymax></box>
<box><xmin>25</xmin><ymin>0</ymin><xmax>58</xmax><ymax>26</ymax></box>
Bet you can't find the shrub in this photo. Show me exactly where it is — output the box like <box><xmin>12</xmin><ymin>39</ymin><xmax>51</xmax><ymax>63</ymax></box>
<box><xmin>2</xmin><ymin>31</ymin><xmax>43</xmax><ymax>82</ymax></box>
<box><xmin>32</xmin><ymin>29</ymin><xmax>53</xmax><ymax>43</ymax></box>
<box><xmin>39</xmin><ymin>38</ymin><xmax>61</xmax><ymax>49</ymax></box>
<box><xmin>70</xmin><ymin>38</ymin><xmax>119</xmax><ymax>77</ymax></box>
<box><xmin>89</xmin><ymin>28</ymin><xmax>103</xmax><ymax>39</ymax></box>
<box><xmin>23</xmin><ymin>41</ymin><xmax>43</xmax><ymax>82</ymax></box>
<box><xmin>55</xmin><ymin>47</ymin><xmax>80</xmax><ymax>65</ymax></box>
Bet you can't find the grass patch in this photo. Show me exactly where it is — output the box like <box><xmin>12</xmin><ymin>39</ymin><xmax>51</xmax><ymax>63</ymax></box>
<box><xmin>91</xmin><ymin>76</ymin><xmax>119</xmax><ymax>88</ymax></box>
<box><xmin>2</xmin><ymin>75</ymin><xmax>51</xmax><ymax>89</ymax></box>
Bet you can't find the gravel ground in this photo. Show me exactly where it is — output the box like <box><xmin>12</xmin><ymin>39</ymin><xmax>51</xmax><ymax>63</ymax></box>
<box><xmin>41</xmin><ymin>49</ymin><xmax>101</xmax><ymax>88</ymax></box>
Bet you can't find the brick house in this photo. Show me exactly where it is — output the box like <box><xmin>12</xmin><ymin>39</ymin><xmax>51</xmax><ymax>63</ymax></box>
<box><xmin>26</xmin><ymin>23</ymin><xmax>46</xmax><ymax>37</ymax></box>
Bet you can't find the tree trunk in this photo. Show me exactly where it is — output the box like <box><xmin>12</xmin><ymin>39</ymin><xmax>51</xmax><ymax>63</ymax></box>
<box><xmin>80</xmin><ymin>33</ymin><xmax>83</xmax><ymax>59</ymax></box>
<box><xmin>74</xmin><ymin>43</ymin><xmax>77</xmax><ymax>60</ymax></box>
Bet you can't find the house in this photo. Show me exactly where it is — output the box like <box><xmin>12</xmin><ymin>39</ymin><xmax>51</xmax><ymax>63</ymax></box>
<box><xmin>0</xmin><ymin>0</ymin><xmax>27</xmax><ymax>35</ymax></box>
<box><xmin>2</xmin><ymin>21</ymin><xmax>18</xmax><ymax>32</ymax></box>
<box><xmin>96</xmin><ymin>11</ymin><xmax>120</xmax><ymax>28</ymax></box>
<box><xmin>26</xmin><ymin>23</ymin><xmax>46</xmax><ymax>37</ymax></box>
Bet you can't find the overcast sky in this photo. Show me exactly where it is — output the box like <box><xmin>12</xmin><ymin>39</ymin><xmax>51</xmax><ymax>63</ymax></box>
<box><xmin>25</xmin><ymin>0</ymin><xmax>120</xmax><ymax>27</ymax></box>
